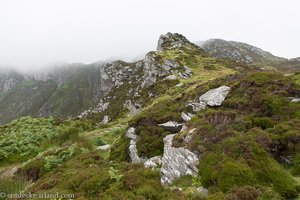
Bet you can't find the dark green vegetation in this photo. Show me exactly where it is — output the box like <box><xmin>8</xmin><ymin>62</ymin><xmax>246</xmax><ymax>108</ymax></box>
<box><xmin>0</xmin><ymin>116</ymin><xmax>94</xmax><ymax>166</ymax></box>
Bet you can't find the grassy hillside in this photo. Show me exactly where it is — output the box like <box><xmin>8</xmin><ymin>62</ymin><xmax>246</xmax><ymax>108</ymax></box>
<box><xmin>0</xmin><ymin>34</ymin><xmax>299</xmax><ymax>199</ymax></box>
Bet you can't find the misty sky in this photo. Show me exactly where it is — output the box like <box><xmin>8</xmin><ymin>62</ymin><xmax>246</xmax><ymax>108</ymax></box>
<box><xmin>0</xmin><ymin>0</ymin><xmax>299</xmax><ymax>71</ymax></box>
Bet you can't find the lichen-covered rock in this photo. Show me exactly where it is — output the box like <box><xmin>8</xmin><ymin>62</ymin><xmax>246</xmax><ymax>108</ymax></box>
<box><xmin>186</xmin><ymin>86</ymin><xmax>230</xmax><ymax>113</ymax></box>
<box><xmin>141</xmin><ymin>53</ymin><xmax>174</xmax><ymax>88</ymax></box>
<box><xmin>123</xmin><ymin>100</ymin><xmax>141</xmax><ymax>116</ymax></box>
<box><xmin>125</xmin><ymin>127</ymin><xmax>137</xmax><ymax>140</ymax></box>
<box><xmin>144</xmin><ymin>156</ymin><xmax>162</xmax><ymax>169</ymax></box>
<box><xmin>187</xmin><ymin>102</ymin><xmax>206</xmax><ymax>112</ymax></box>
<box><xmin>164</xmin><ymin>75</ymin><xmax>177</xmax><ymax>80</ymax></box>
<box><xmin>160</xmin><ymin>134</ymin><xmax>199</xmax><ymax>185</ymax></box>
<box><xmin>125</xmin><ymin>127</ymin><xmax>146</xmax><ymax>163</ymax></box>
<box><xmin>199</xmin><ymin>86</ymin><xmax>230</xmax><ymax>106</ymax></box>
<box><xmin>78</xmin><ymin>101</ymin><xmax>110</xmax><ymax>118</ymax></box>
<box><xmin>158</xmin><ymin>121</ymin><xmax>184</xmax><ymax>133</ymax></box>
<box><xmin>101</xmin><ymin>115</ymin><xmax>110</xmax><ymax>124</ymax></box>
<box><xmin>157</xmin><ymin>32</ymin><xmax>199</xmax><ymax>51</ymax></box>
<box><xmin>181</xmin><ymin>112</ymin><xmax>195</xmax><ymax>122</ymax></box>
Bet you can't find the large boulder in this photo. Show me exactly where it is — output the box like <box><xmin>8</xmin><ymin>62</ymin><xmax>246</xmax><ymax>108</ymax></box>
<box><xmin>199</xmin><ymin>86</ymin><xmax>230</xmax><ymax>106</ymax></box>
<box><xmin>160</xmin><ymin>134</ymin><xmax>199</xmax><ymax>185</ymax></box>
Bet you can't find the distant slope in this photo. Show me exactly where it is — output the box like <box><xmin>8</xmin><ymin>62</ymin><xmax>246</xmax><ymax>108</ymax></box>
<box><xmin>198</xmin><ymin>39</ymin><xmax>300</xmax><ymax>72</ymax></box>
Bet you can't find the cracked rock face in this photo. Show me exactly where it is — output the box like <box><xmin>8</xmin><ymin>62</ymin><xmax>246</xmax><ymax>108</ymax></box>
<box><xmin>160</xmin><ymin>134</ymin><xmax>199</xmax><ymax>185</ymax></box>
<box><xmin>141</xmin><ymin>53</ymin><xmax>174</xmax><ymax>88</ymax></box>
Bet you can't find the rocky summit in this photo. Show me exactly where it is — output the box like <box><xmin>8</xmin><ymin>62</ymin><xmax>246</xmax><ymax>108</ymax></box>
<box><xmin>0</xmin><ymin>33</ymin><xmax>300</xmax><ymax>200</ymax></box>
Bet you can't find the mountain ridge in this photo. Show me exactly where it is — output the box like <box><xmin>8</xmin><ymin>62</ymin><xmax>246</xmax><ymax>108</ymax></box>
<box><xmin>0</xmin><ymin>33</ymin><xmax>300</xmax><ymax>199</ymax></box>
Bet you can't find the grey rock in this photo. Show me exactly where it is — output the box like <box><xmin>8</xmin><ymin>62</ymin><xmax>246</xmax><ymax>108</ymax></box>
<box><xmin>164</xmin><ymin>75</ymin><xmax>177</xmax><ymax>80</ymax></box>
<box><xmin>199</xmin><ymin>39</ymin><xmax>282</xmax><ymax>64</ymax></box>
<box><xmin>183</xmin><ymin>66</ymin><xmax>192</xmax><ymax>76</ymax></box>
<box><xmin>0</xmin><ymin>69</ymin><xmax>23</xmax><ymax>93</ymax></box>
<box><xmin>162</xmin><ymin>59</ymin><xmax>180</xmax><ymax>71</ymax></box>
<box><xmin>125</xmin><ymin>127</ymin><xmax>137</xmax><ymax>140</ymax></box>
<box><xmin>197</xmin><ymin>186</ymin><xmax>208</xmax><ymax>196</ymax></box>
<box><xmin>141</xmin><ymin>53</ymin><xmax>173</xmax><ymax>88</ymax></box>
<box><xmin>160</xmin><ymin>134</ymin><xmax>199</xmax><ymax>185</ymax></box>
<box><xmin>186</xmin><ymin>86</ymin><xmax>230</xmax><ymax>113</ymax></box>
<box><xmin>199</xmin><ymin>86</ymin><xmax>230</xmax><ymax>106</ymax></box>
<box><xmin>144</xmin><ymin>156</ymin><xmax>162</xmax><ymax>169</ymax></box>
<box><xmin>123</xmin><ymin>100</ymin><xmax>141</xmax><ymax>116</ymax></box>
<box><xmin>101</xmin><ymin>115</ymin><xmax>110</xmax><ymax>124</ymax></box>
<box><xmin>158</xmin><ymin>121</ymin><xmax>184</xmax><ymax>133</ymax></box>
<box><xmin>180</xmin><ymin>124</ymin><xmax>188</xmax><ymax>132</ymax></box>
<box><xmin>187</xmin><ymin>102</ymin><xmax>206</xmax><ymax>112</ymax></box>
<box><xmin>280</xmin><ymin>155</ymin><xmax>292</xmax><ymax>165</ymax></box>
<box><xmin>97</xmin><ymin>144</ymin><xmax>111</xmax><ymax>151</ymax></box>
<box><xmin>178</xmin><ymin>72</ymin><xmax>188</xmax><ymax>79</ymax></box>
<box><xmin>175</xmin><ymin>82</ymin><xmax>184</xmax><ymax>87</ymax></box>
<box><xmin>125</xmin><ymin>127</ymin><xmax>146</xmax><ymax>163</ymax></box>
<box><xmin>78</xmin><ymin>102</ymin><xmax>110</xmax><ymax>118</ymax></box>
<box><xmin>181</xmin><ymin>112</ymin><xmax>195</xmax><ymax>122</ymax></box>
<box><xmin>288</xmin><ymin>97</ymin><xmax>300</xmax><ymax>103</ymax></box>
<box><xmin>183</xmin><ymin>128</ymin><xmax>197</xmax><ymax>144</ymax></box>
<box><xmin>157</xmin><ymin>32</ymin><xmax>199</xmax><ymax>51</ymax></box>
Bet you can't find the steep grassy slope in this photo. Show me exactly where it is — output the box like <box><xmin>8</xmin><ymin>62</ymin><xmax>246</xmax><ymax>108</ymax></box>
<box><xmin>0</xmin><ymin>80</ymin><xmax>57</xmax><ymax>124</ymax></box>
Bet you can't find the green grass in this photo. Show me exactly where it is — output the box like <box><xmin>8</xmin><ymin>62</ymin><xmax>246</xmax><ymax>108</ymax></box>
<box><xmin>81</xmin><ymin>123</ymin><xmax>127</xmax><ymax>159</ymax></box>
<box><xmin>0</xmin><ymin>176</ymin><xmax>28</xmax><ymax>199</ymax></box>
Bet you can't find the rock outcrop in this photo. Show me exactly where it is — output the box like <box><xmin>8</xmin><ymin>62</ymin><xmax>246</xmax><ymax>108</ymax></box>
<box><xmin>160</xmin><ymin>134</ymin><xmax>199</xmax><ymax>185</ymax></box>
<box><xmin>101</xmin><ymin>115</ymin><xmax>110</xmax><ymax>124</ymax></box>
<box><xmin>0</xmin><ymin>69</ymin><xmax>23</xmax><ymax>93</ymax></box>
<box><xmin>199</xmin><ymin>86</ymin><xmax>230</xmax><ymax>106</ymax></box>
<box><xmin>187</xmin><ymin>86</ymin><xmax>230</xmax><ymax>112</ymax></box>
<box><xmin>157</xmin><ymin>32</ymin><xmax>201</xmax><ymax>51</ymax></box>
<box><xmin>125</xmin><ymin>127</ymin><xmax>145</xmax><ymax>163</ymax></box>
<box><xmin>123</xmin><ymin>100</ymin><xmax>141</xmax><ymax>116</ymax></box>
